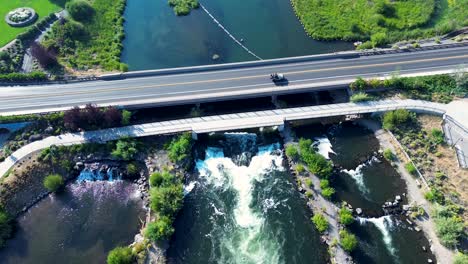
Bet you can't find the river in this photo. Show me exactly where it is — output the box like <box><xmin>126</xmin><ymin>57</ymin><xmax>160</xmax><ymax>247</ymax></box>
<box><xmin>0</xmin><ymin>181</ymin><xmax>144</xmax><ymax>264</ymax></box>
<box><xmin>121</xmin><ymin>0</ymin><xmax>352</xmax><ymax>70</ymax></box>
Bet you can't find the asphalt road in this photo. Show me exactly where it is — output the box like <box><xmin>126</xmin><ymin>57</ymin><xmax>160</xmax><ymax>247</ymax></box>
<box><xmin>1</xmin><ymin>46</ymin><xmax>467</xmax><ymax>115</ymax></box>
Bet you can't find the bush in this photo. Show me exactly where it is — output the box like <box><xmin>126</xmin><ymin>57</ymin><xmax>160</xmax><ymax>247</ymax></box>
<box><xmin>121</xmin><ymin>110</ymin><xmax>132</xmax><ymax>125</ymax></box>
<box><xmin>340</xmin><ymin>229</ymin><xmax>358</xmax><ymax>252</ymax></box>
<box><xmin>312</xmin><ymin>213</ymin><xmax>329</xmax><ymax>233</ymax></box>
<box><xmin>0</xmin><ymin>72</ymin><xmax>47</xmax><ymax>83</ymax></box>
<box><xmin>339</xmin><ymin>206</ymin><xmax>354</xmax><ymax>225</ymax></box>
<box><xmin>149</xmin><ymin>170</ymin><xmax>175</xmax><ymax>188</ymax></box>
<box><xmin>382</xmin><ymin>109</ymin><xmax>414</xmax><ymax>131</ymax></box>
<box><xmin>0</xmin><ymin>207</ymin><xmax>13</xmax><ymax>248</ymax></box>
<box><xmin>430</xmin><ymin>129</ymin><xmax>444</xmax><ymax>145</ymax></box>
<box><xmin>371</xmin><ymin>32</ymin><xmax>388</xmax><ymax>47</ymax></box>
<box><xmin>321</xmin><ymin>187</ymin><xmax>335</xmax><ymax>200</ymax></box>
<box><xmin>302</xmin><ymin>151</ymin><xmax>333</xmax><ymax>178</ymax></box>
<box><xmin>454</xmin><ymin>252</ymin><xmax>468</xmax><ymax>264</ymax></box>
<box><xmin>149</xmin><ymin>184</ymin><xmax>184</xmax><ymax>218</ymax></box>
<box><xmin>107</xmin><ymin>246</ymin><xmax>134</xmax><ymax>264</ymax></box>
<box><xmin>285</xmin><ymin>145</ymin><xmax>299</xmax><ymax>160</ymax></box>
<box><xmin>305</xmin><ymin>178</ymin><xmax>313</xmax><ymax>188</ymax></box>
<box><xmin>405</xmin><ymin>162</ymin><xmax>417</xmax><ymax>175</ymax></box>
<box><xmin>66</xmin><ymin>0</ymin><xmax>95</xmax><ymax>22</ymax></box>
<box><xmin>319</xmin><ymin>179</ymin><xmax>330</xmax><ymax>189</ymax></box>
<box><xmin>145</xmin><ymin>216</ymin><xmax>175</xmax><ymax>242</ymax></box>
<box><xmin>43</xmin><ymin>174</ymin><xmax>64</xmax><ymax>192</ymax></box>
<box><xmin>350</xmin><ymin>92</ymin><xmax>373</xmax><ymax>102</ymax></box>
<box><xmin>126</xmin><ymin>163</ymin><xmax>138</xmax><ymax>176</ymax></box>
<box><xmin>383</xmin><ymin>149</ymin><xmax>395</xmax><ymax>161</ymax></box>
<box><xmin>434</xmin><ymin>216</ymin><xmax>464</xmax><ymax>248</ymax></box>
<box><xmin>167</xmin><ymin>133</ymin><xmax>192</xmax><ymax>163</ymax></box>
<box><xmin>425</xmin><ymin>188</ymin><xmax>445</xmax><ymax>204</ymax></box>
<box><xmin>112</xmin><ymin>138</ymin><xmax>138</xmax><ymax>160</ymax></box>
<box><xmin>349</xmin><ymin>77</ymin><xmax>368</xmax><ymax>90</ymax></box>
<box><xmin>296</xmin><ymin>164</ymin><xmax>305</xmax><ymax>174</ymax></box>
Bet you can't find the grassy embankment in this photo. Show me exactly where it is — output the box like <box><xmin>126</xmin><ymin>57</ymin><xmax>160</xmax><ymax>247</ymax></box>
<box><xmin>291</xmin><ymin>0</ymin><xmax>468</xmax><ymax>47</ymax></box>
<box><xmin>0</xmin><ymin>0</ymin><xmax>63</xmax><ymax>47</ymax></box>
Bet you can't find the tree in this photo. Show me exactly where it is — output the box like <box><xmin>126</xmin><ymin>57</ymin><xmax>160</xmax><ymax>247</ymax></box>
<box><xmin>66</xmin><ymin>0</ymin><xmax>95</xmax><ymax>22</ymax></box>
<box><xmin>112</xmin><ymin>138</ymin><xmax>138</xmax><ymax>160</ymax></box>
<box><xmin>312</xmin><ymin>214</ymin><xmax>329</xmax><ymax>233</ymax></box>
<box><xmin>83</xmin><ymin>104</ymin><xmax>104</xmax><ymax>128</ymax></box>
<box><xmin>30</xmin><ymin>42</ymin><xmax>57</xmax><ymax>69</ymax></box>
<box><xmin>339</xmin><ymin>206</ymin><xmax>354</xmax><ymax>225</ymax></box>
<box><xmin>107</xmin><ymin>246</ymin><xmax>134</xmax><ymax>264</ymax></box>
<box><xmin>149</xmin><ymin>170</ymin><xmax>175</xmax><ymax>188</ymax></box>
<box><xmin>145</xmin><ymin>216</ymin><xmax>175</xmax><ymax>242</ymax></box>
<box><xmin>64</xmin><ymin>106</ymin><xmax>83</xmax><ymax>131</ymax></box>
<box><xmin>43</xmin><ymin>174</ymin><xmax>64</xmax><ymax>192</ymax></box>
<box><xmin>167</xmin><ymin>133</ymin><xmax>192</xmax><ymax>163</ymax></box>
<box><xmin>340</xmin><ymin>229</ymin><xmax>358</xmax><ymax>252</ymax></box>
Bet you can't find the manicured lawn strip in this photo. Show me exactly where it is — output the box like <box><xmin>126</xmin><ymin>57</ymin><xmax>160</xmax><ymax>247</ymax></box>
<box><xmin>291</xmin><ymin>0</ymin><xmax>468</xmax><ymax>45</ymax></box>
<box><xmin>0</xmin><ymin>0</ymin><xmax>63</xmax><ymax>47</ymax></box>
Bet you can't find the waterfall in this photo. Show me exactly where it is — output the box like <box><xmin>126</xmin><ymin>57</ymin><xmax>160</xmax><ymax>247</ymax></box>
<box><xmin>341</xmin><ymin>156</ymin><xmax>379</xmax><ymax>194</ymax></box>
<box><xmin>358</xmin><ymin>216</ymin><xmax>396</xmax><ymax>256</ymax></box>
<box><xmin>195</xmin><ymin>134</ymin><xmax>285</xmax><ymax>264</ymax></box>
<box><xmin>313</xmin><ymin>136</ymin><xmax>336</xmax><ymax>159</ymax></box>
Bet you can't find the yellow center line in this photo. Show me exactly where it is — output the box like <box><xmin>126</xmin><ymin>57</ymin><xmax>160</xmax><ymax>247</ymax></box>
<box><xmin>3</xmin><ymin>54</ymin><xmax>468</xmax><ymax>101</ymax></box>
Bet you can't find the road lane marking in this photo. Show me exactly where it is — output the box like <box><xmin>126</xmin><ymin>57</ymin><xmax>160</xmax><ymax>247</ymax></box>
<box><xmin>1</xmin><ymin>54</ymin><xmax>467</xmax><ymax>101</ymax></box>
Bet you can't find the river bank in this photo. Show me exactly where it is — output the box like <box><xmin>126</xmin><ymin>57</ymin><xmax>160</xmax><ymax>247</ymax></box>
<box><xmin>357</xmin><ymin>118</ymin><xmax>455</xmax><ymax>263</ymax></box>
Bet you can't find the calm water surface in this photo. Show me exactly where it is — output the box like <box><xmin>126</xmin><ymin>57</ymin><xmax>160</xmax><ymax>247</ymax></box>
<box><xmin>122</xmin><ymin>0</ymin><xmax>352</xmax><ymax>70</ymax></box>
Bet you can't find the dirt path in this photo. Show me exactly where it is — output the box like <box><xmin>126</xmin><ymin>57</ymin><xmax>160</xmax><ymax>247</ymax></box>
<box><xmin>357</xmin><ymin>119</ymin><xmax>454</xmax><ymax>264</ymax></box>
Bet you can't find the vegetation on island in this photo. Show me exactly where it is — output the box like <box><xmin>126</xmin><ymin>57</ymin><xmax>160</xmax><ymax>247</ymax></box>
<box><xmin>432</xmin><ymin>204</ymin><xmax>465</xmax><ymax>248</ymax></box>
<box><xmin>0</xmin><ymin>206</ymin><xmax>13</xmax><ymax>248</ymax></box>
<box><xmin>291</xmin><ymin>0</ymin><xmax>468</xmax><ymax>47</ymax></box>
<box><xmin>43</xmin><ymin>0</ymin><xmax>127</xmax><ymax>71</ymax></box>
<box><xmin>43</xmin><ymin>173</ymin><xmax>64</xmax><ymax>192</ymax></box>
<box><xmin>350</xmin><ymin>73</ymin><xmax>468</xmax><ymax>103</ymax></box>
<box><xmin>168</xmin><ymin>0</ymin><xmax>199</xmax><ymax>16</ymax></box>
<box><xmin>112</xmin><ymin>138</ymin><xmax>139</xmax><ymax>161</ymax></box>
<box><xmin>166</xmin><ymin>132</ymin><xmax>193</xmax><ymax>164</ymax></box>
<box><xmin>383</xmin><ymin>149</ymin><xmax>395</xmax><ymax>161</ymax></box>
<box><xmin>339</xmin><ymin>229</ymin><xmax>358</xmax><ymax>252</ymax></box>
<box><xmin>107</xmin><ymin>246</ymin><xmax>134</xmax><ymax>264</ymax></box>
<box><xmin>338</xmin><ymin>206</ymin><xmax>354</xmax><ymax>226</ymax></box>
<box><xmin>454</xmin><ymin>252</ymin><xmax>468</xmax><ymax>264</ymax></box>
<box><xmin>312</xmin><ymin>213</ymin><xmax>329</xmax><ymax>233</ymax></box>
<box><xmin>145</xmin><ymin>169</ymin><xmax>184</xmax><ymax>243</ymax></box>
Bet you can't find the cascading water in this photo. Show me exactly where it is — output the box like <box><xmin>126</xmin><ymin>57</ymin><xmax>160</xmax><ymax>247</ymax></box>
<box><xmin>358</xmin><ymin>216</ymin><xmax>396</xmax><ymax>256</ymax></box>
<box><xmin>312</xmin><ymin>136</ymin><xmax>336</xmax><ymax>159</ymax></box>
<box><xmin>168</xmin><ymin>133</ymin><xmax>327</xmax><ymax>264</ymax></box>
<box><xmin>340</xmin><ymin>156</ymin><xmax>379</xmax><ymax>195</ymax></box>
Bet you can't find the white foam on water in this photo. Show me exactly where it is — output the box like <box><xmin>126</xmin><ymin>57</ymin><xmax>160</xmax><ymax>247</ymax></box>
<box><xmin>196</xmin><ymin>143</ymin><xmax>284</xmax><ymax>264</ymax></box>
<box><xmin>183</xmin><ymin>181</ymin><xmax>197</xmax><ymax>196</ymax></box>
<box><xmin>358</xmin><ymin>215</ymin><xmax>396</xmax><ymax>256</ymax></box>
<box><xmin>341</xmin><ymin>156</ymin><xmax>379</xmax><ymax>194</ymax></box>
<box><xmin>313</xmin><ymin>136</ymin><xmax>336</xmax><ymax>159</ymax></box>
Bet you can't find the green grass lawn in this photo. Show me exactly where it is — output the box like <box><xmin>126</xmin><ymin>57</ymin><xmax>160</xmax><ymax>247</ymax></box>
<box><xmin>0</xmin><ymin>0</ymin><xmax>64</xmax><ymax>47</ymax></box>
<box><xmin>291</xmin><ymin>0</ymin><xmax>468</xmax><ymax>45</ymax></box>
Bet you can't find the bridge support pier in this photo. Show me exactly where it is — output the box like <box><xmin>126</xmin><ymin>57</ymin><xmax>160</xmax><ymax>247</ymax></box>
<box><xmin>191</xmin><ymin>131</ymin><xmax>198</xmax><ymax>141</ymax></box>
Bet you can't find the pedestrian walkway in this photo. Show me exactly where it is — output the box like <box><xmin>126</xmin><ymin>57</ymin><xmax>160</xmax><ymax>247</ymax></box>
<box><xmin>0</xmin><ymin>99</ymin><xmax>462</xmax><ymax>177</ymax></box>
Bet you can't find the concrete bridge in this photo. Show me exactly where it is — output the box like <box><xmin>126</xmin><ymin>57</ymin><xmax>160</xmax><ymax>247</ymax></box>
<box><xmin>2</xmin><ymin>99</ymin><xmax>466</xmax><ymax>177</ymax></box>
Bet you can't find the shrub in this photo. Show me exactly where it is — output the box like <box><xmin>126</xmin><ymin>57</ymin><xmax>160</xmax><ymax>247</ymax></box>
<box><xmin>350</xmin><ymin>92</ymin><xmax>373</xmax><ymax>102</ymax></box>
<box><xmin>112</xmin><ymin>138</ymin><xmax>138</xmax><ymax>160</ymax></box>
<box><xmin>167</xmin><ymin>133</ymin><xmax>192</xmax><ymax>163</ymax></box>
<box><xmin>319</xmin><ymin>179</ymin><xmax>330</xmax><ymax>189</ymax></box>
<box><xmin>0</xmin><ymin>207</ymin><xmax>13</xmax><ymax>248</ymax></box>
<box><xmin>312</xmin><ymin>213</ymin><xmax>329</xmax><ymax>233</ymax></box>
<box><xmin>339</xmin><ymin>206</ymin><xmax>354</xmax><ymax>225</ymax></box>
<box><xmin>405</xmin><ymin>162</ymin><xmax>417</xmax><ymax>175</ymax></box>
<box><xmin>296</xmin><ymin>164</ymin><xmax>305</xmax><ymax>174</ymax></box>
<box><xmin>305</xmin><ymin>178</ymin><xmax>313</xmax><ymax>188</ymax></box>
<box><xmin>119</xmin><ymin>63</ymin><xmax>129</xmax><ymax>72</ymax></box>
<box><xmin>425</xmin><ymin>188</ymin><xmax>445</xmax><ymax>204</ymax></box>
<box><xmin>126</xmin><ymin>163</ymin><xmax>138</xmax><ymax>176</ymax></box>
<box><xmin>149</xmin><ymin>184</ymin><xmax>184</xmax><ymax>218</ymax></box>
<box><xmin>454</xmin><ymin>252</ymin><xmax>468</xmax><ymax>264</ymax></box>
<box><xmin>285</xmin><ymin>145</ymin><xmax>299</xmax><ymax>160</ymax></box>
<box><xmin>430</xmin><ymin>129</ymin><xmax>444</xmax><ymax>145</ymax></box>
<box><xmin>107</xmin><ymin>246</ymin><xmax>134</xmax><ymax>264</ymax></box>
<box><xmin>302</xmin><ymin>152</ymin><xmax>333</xmax><ymax>178</ymax></box>
<box><xmin>434</xmin><ymin>216</ymin><xmax>464</xmax><ymax>248</ymax></box>
<box><xmin>121</xmin><ymin>110</ymin><xmax>132</xmax><ymax>125</ymax></box>
<box><xmin>66</xmin><ymin>0</ymin><xmax>95</xmax><ymax>22</ymax></box>
<box><xmin>149</xmin><ymin>170</ymin><xmax>175</xmax><ymax>188</ymax></box>
<box><xmin>383</xmin><ymin>149</ymin><xmax>395</xmax><ymax>161</ymax></box>
<box><xmin>350</xmin><ymin>77</ymin><xmax>368</xmax><ymax>90</ymax></box>
<box><xmin>382</xmin><ymin>109</ymin><xmax>414</xmax><ymax>131</ymax></box>
<box><xmin>371</xmin><ymin>32</ymin><xmax>389</xmax><ymax>47</ymax></box>
<box><xmin>145</xmin><ymin>216</ymin><xmax>175</xmax><ymax>242</ymax></box>
<box><xmin>321</xmin><ymin>187</ymin><xmax>335</xmax><ymax>200</ymax></box>
<box><xmin>340</xmin><ymin>229</ymin><xmax>358</xmax><ymax>252</ymax></box>
<box><xmin>168</xmin><ymin>0</ymin><xmax>199</xmax><ymax>16</ymax></box>
<box><xmin>43</xmin><ymin>174</ymin><xmax>64</xmax><ymax>192</ymax></box>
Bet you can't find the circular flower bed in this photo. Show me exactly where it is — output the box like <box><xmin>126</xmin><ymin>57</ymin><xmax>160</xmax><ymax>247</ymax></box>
<box><xmin>5</xmin><ymin>7</ymin><xmax>37</xmax><ymax>27</ymax></box>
